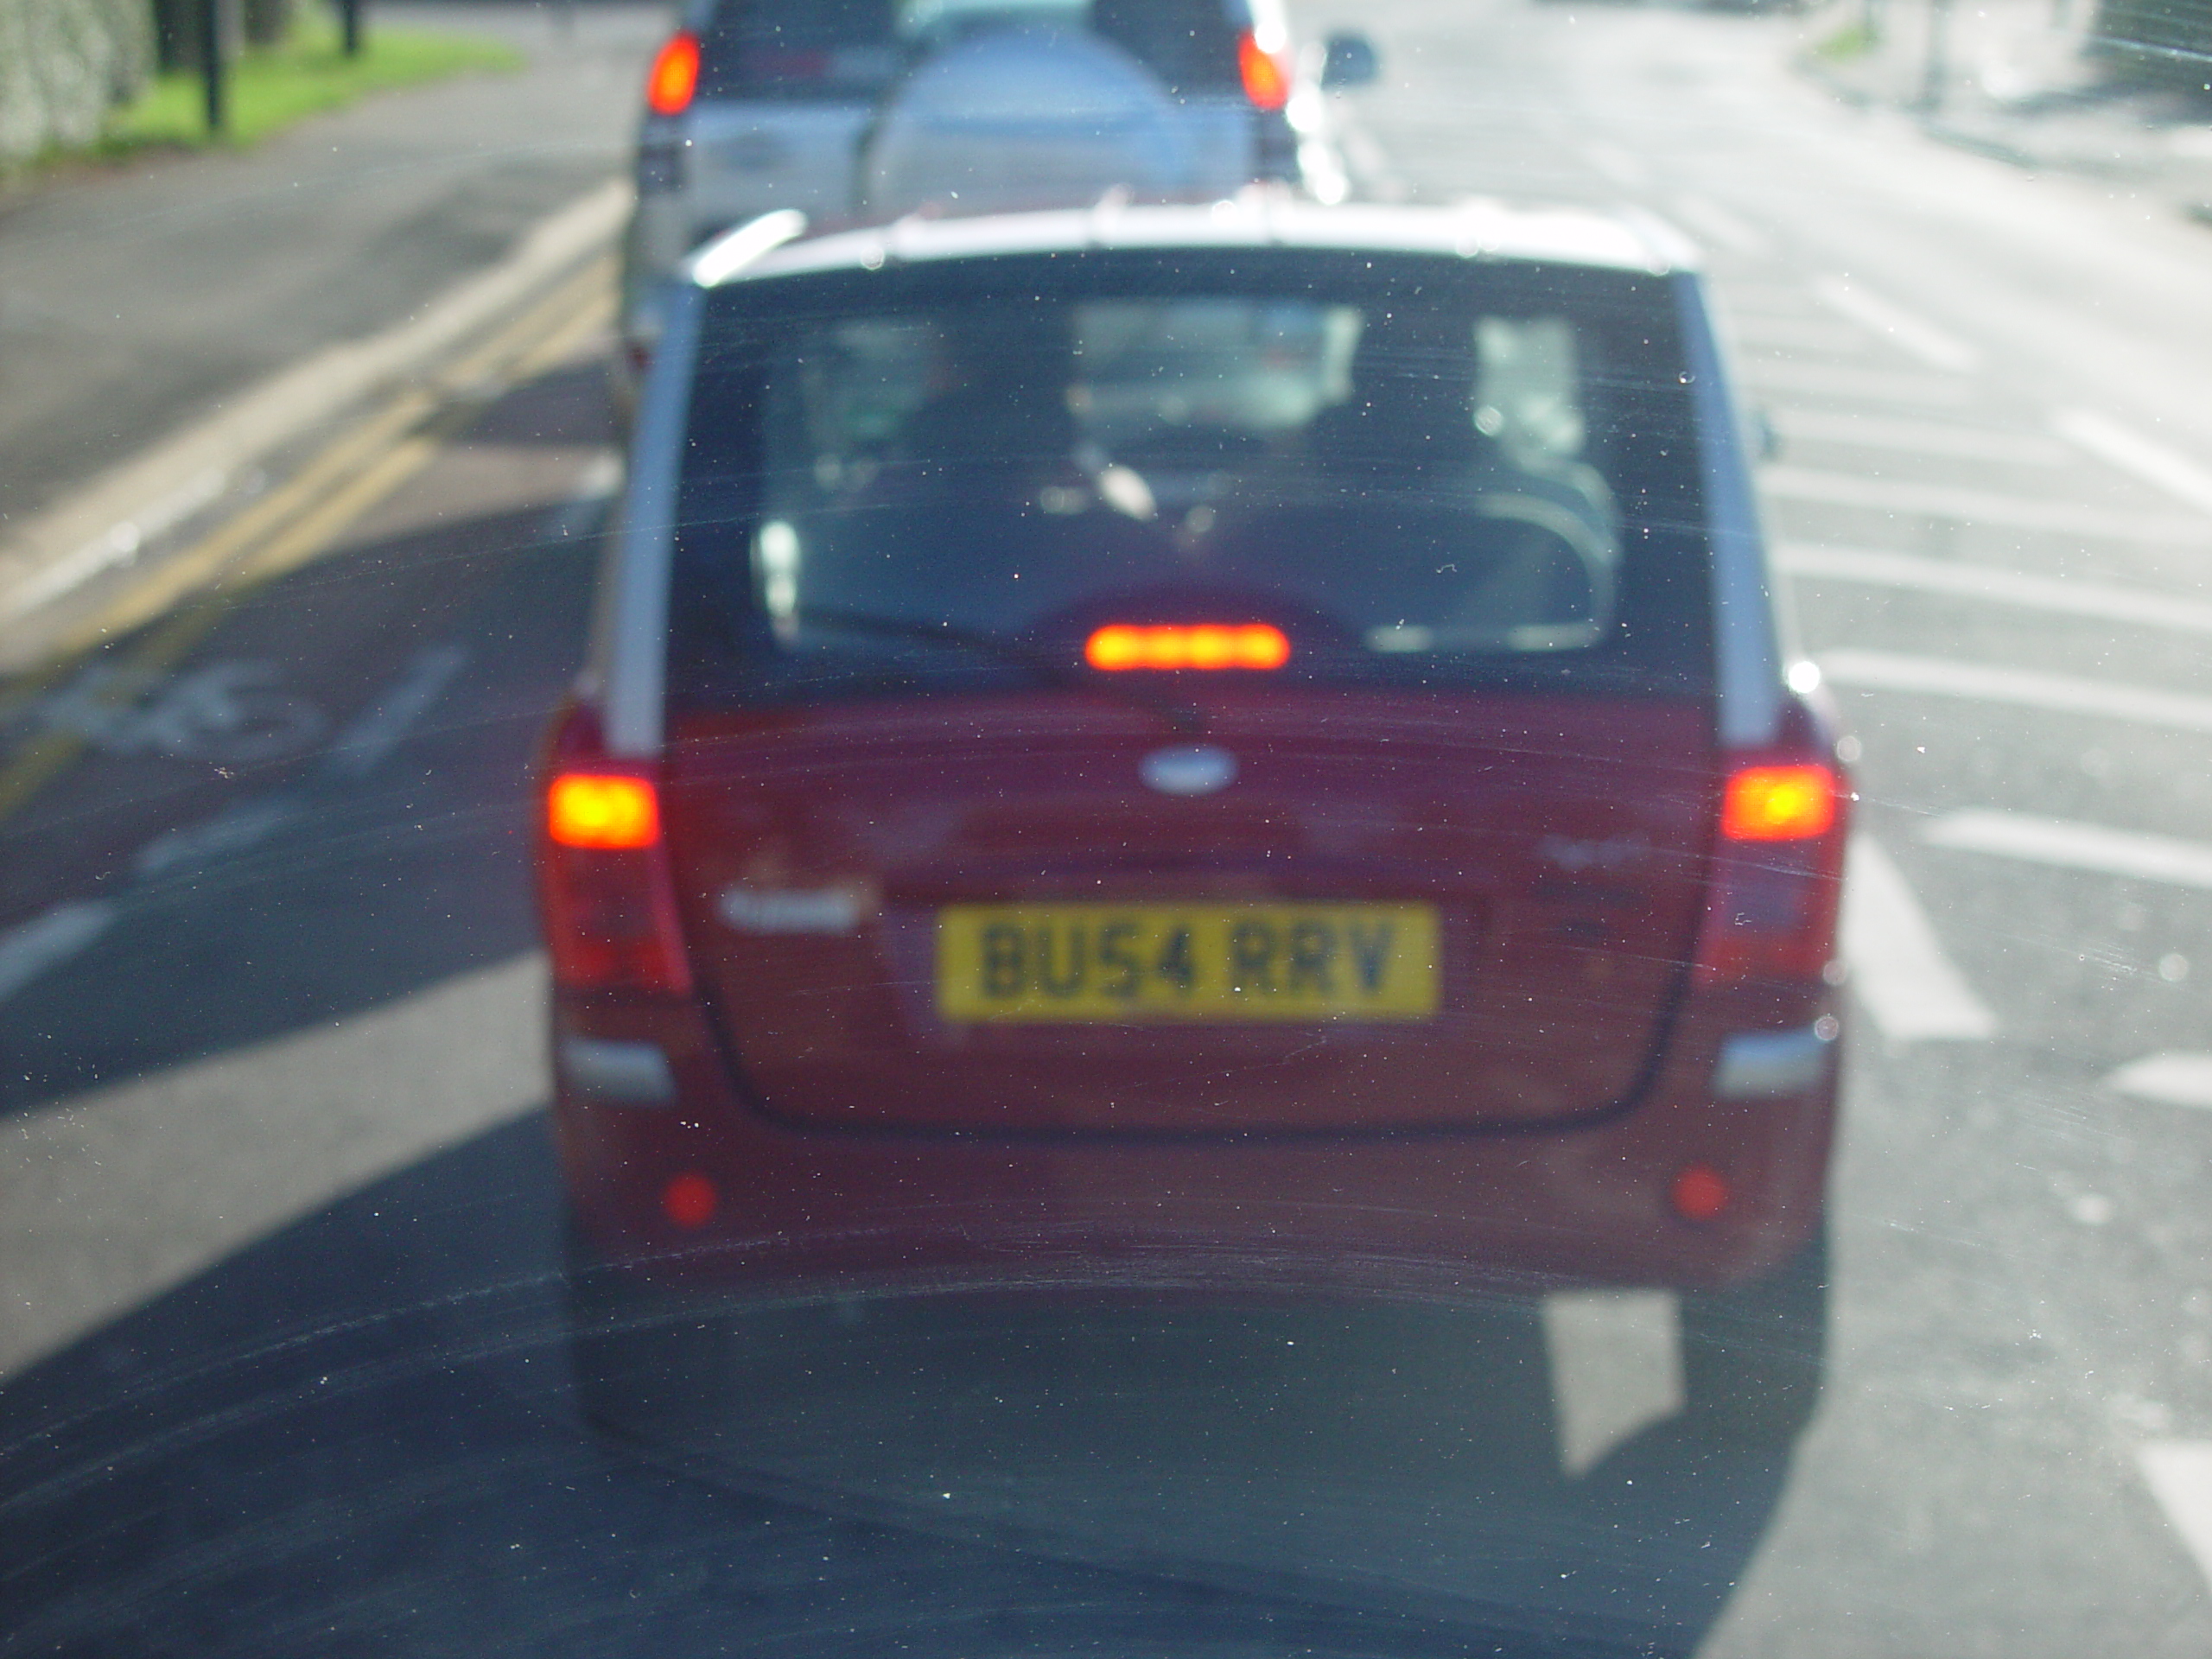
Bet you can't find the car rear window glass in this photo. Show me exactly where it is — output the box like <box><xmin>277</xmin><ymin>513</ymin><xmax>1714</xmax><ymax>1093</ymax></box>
<box><xmin>667</xmin><ymin>253</ymin><xmax>1712</xmax><ymax>710</ymax></box>
<box><xmin>697</xmin><ymin>0</ymin><xmax>900</xmax><ymax>99</ymax></box>
<box><xmin>697</xmin><ymin>0</ymin><xmax>1240</xmax><ymax>98</ymax></box>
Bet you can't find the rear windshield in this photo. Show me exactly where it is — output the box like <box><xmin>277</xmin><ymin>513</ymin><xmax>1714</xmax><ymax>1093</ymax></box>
<box><xmin>696</xmin><ymin>0</ymin><xmax>1240</xmax><ymax>99</ymax></box>
<box><xmin>666</xmin><ymin>253</ymin><xmax>1713</xmax><ymax>711</ymax></box>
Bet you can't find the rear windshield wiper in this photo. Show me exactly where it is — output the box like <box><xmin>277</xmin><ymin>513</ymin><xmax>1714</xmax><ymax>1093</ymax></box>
<box><xmin>793</xmin><ymin>607</ymin><xmax>1205</xmax><ymax>734</ymax></box>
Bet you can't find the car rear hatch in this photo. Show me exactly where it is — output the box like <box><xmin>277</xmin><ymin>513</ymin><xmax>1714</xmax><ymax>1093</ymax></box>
<box><xmin>664</xmin><ymin>689</ymin><xmax>1712</xmax><ymax>1133</ymax></box>
<box><xmin>656</xmin><ymin>246</ymin><xmax>1719</xmax><ymax>1136</ymax></box>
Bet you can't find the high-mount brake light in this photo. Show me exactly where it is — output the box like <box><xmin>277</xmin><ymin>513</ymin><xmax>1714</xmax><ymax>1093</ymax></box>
<box><xmin>645</xmin><ymin>31</ymin><xmax>702</xmax><ymax>117</ymax></box>
<box><xmin>1084</xmin><ymin>623</ymin><xmax>1291</xmax><ymax>671</ymax></box>
<box><xmin>1236</xmin><ymin>30</ymin><xmax>1292</xmax><ymax>110</ymax></box>
<box><xmin>549</xmin><ymin>773</ymin><xmax>661</xmax><ymax>849</ymax></box>
<box><xmin>1722</xmin><ymin>764</ymin><xmax>1837</xmax><ymax>842</ymax></box>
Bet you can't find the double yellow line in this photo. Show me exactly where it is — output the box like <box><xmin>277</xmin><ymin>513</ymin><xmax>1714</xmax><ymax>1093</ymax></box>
<box><xmin>0</xmin><ymin>255</ymin><xmax>616</xmax><ymax>825</ymax></box>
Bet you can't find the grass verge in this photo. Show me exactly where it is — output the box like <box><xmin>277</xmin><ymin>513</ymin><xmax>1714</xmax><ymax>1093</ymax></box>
<box><xmin>99</xmin><ymin>16</ymin><xmax>522</xmax><ymax>151</ymax></box>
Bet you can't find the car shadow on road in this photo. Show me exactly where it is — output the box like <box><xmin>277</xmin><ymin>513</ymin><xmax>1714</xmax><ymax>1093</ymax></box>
<box><xmin>0</xmin><ymin>1103</ymin><xmax>1796</xmax><ymax>1659</ymax></box>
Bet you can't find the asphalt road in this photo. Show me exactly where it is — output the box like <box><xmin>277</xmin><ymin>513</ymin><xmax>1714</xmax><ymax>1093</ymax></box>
<box><xmin>10</xmin><ymin>1</ymin><xmax>2212</xmax><ymax>1653</ymax></box>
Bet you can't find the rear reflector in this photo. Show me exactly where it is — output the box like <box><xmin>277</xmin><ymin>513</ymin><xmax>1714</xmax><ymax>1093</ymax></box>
<box><xmin>661</xmin><ymin>1173</ymin><xmax>718</xmax><ymax>1229</ymax></box>
<box><xmin>1722</xmin><ymin>764</ymin><xmax>1837</xmax><ymax>842</ymax></box>
<box><xmin>1085</xmin><ymin>623</ymin><xmax>1291</xmax><ymax>671</ymax></box>
<box><xmin>645</xmin><ymin>31</ymin><xmax>702</xmax><ymax>116</ymax></box>
<box><xmin>549</xmin><ymin>773</ymin><xmax>660</xmax><ymax>849</ymax></box>
<box><xmin>1670</xmin><ymin>1164</ymin><xmax>1730</xmax><ymax>1222</ymax></box>
<box><xmin>1237</xmin><ymin>30</ymin><xmax>1291</xmax><ymax>109</ymax></box>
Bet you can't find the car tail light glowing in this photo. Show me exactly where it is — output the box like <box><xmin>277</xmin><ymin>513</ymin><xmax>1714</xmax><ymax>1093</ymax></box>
<box><xmin>1694</xmin><ymin>750</ymin><xmax>1848</xmax><ymax>986</ymax></box>
<box><xmin>549</xmin><ymin>773</ymin><xmax>660</xmax><ymax>850</ymax></box>
<box><xmin>1084</xmin><ymin>623</ymin><xmax>1291</xmax><ymax>671</ymax></box>
<box><xmin>645</xmin><ymin>31</ymin><xmax>702</xmax><ymax>117</ymax></box>
<box><xmin>1722</xmin><ymin>765</ymin><xmax>1836</xmax><ymax>842</ymax></box>
<box><xmin>537</xmin><ymin>713</ymin><xmax>691</xmax><ymax>995</ymax></box>
<box><xmin>1236</xmin><ymin>30</ymin><xmax>1291</xmax><ymax>110</ymax></box>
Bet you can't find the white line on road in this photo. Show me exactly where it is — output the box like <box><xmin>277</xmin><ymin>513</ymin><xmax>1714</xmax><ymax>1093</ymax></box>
<box><xmin>1672</xmin><ymin>194</ymin><xmax>1771</xmax><ymax>257</ymax></box>
<box><xmin>1923</xmin><ymin>810</ymin><xmax>2212</xmax><ymax>891</ymax></box>
<box><xmin>0</xmin><ymin>900</ymin><xmax>115</xmax><ymax>1004</ymax></box>
<box><xmin>2137</xmin><ymin>1442</ymin><xmax>2212</xmax><ymax>1593</ymax></box>
<box><xmin>132</xmin><ymin>796</ymin><xmax>302</xmax><ymax>880</ymax></box>
<box><xmin>1542</xmin><ymin>1289</ymin><xmax>1683</xmax><ymax>1478</ymax></box>
<box><xmin>1811</xmin><ymin>276</ymin><xmax>1980</xmax><ymax>372</ymax></box>
<box><xmin>1736</xmin><ymin>359</ymin><xmax>1975</xmax><ymax>406</ymax></box>
<box><xmin>1777</xmin><ymin>544</ymin><xmax>2212</xmax><ymax>639</ymax></box>
<box><xmin>1761</xmin><ymin>466</ymin><xmax>2209</xmax><ymax>543</ymax></box>
<box><xmin>322</xmin><ymin>643</ymin><xmax>469</xmax><ymax>780</ymax></box>
<box><xmin>2107</xmin><ymin>1053</ymin><xmax>2212</xmax><ymax>1109</ymax></box>
<box><xmin>1821</xmin><ymin>648</ymin><xmax>2212</xmax><ymax>737</ymax></box>
<box><xmin>1769</xmin><ymin>410</ymin><xmax>2072</xmax><ymax>466</ymax></box>
<box><xmin>1583</xmin><ymin>141</ymin><xmax>1649</xmax><ymax>188</ymax></box>
<box><xmin>2055</xmin><ymin>410</ymin><xmax>2212</xmax><ymax>518</ymax></box>
<box><xmin>1840</xmin><ymin>836</ymin><xmax>1998</xmax><ymax>1041</ymax></box>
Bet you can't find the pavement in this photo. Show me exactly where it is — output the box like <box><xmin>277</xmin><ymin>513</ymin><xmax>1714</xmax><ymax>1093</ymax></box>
<box><xmin>1788</xmin><ymin>0</ymin><xmax>2212</xmax><ymax>224</ymax></box>
<box><xmin>9</xmin><ymin>0</ymin><xmax>2212</xmax><ymax>1652</ymax></box>
<box><xmin>0</xmin><ymin>0</ymin><xmax>659</xmax><ymax>609</ymax></box>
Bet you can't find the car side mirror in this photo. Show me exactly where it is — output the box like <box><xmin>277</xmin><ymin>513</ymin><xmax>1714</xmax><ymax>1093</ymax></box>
<box><xmin>1320</xmin><ymin>30</ymin><xmax>1379</xmax><ymax>89</ymax></box>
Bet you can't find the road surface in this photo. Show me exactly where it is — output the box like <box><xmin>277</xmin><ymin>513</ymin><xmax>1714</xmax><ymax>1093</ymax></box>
<box><xmin>8</xmin><ymin>1</ymin><xmax>2212</xmax><ymax>1651</ymax></box>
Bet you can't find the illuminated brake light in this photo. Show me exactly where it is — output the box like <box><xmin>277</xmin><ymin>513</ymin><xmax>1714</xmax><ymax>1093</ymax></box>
<box><xmin>1236</xmin><ymin>30</ymin><xmax>1291</xmax><ymax>110</ymax></box>
<box><xmin>549</xmin><ymin>773</ymin><xmax>661</xmax><ymax>849</ymax></box>
<box><xmin>645</xmin><ymin>31</ymin><xmax>702</xmax><ymax>117</ymax></box>
<box><xmin>1722</xmin><ymin>765</ymin><xmax>1836</xmax><ymax>842</ymax></box>
<box><xmin>1084</xmin><ymin>623</ymin><xmax>1291</xmax><ymax>671</ymax></box>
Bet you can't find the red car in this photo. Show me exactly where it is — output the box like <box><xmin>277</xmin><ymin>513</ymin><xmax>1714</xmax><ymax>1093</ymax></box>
<box><xmin>541</xmin><ymin>200</ymin><xmax>1845</xmax><ymax>1514</ymax></box>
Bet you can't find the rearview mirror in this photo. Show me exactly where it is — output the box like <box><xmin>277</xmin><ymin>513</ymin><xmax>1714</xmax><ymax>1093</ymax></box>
<box><xmin>1321</xmin><ymin>30</ymin><xmax>1379</xmax><ymax>89</ymax></box>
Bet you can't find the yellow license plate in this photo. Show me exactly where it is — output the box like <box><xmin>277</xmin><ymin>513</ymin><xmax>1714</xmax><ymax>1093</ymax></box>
<box><xmin>935</xmin><ymin>904</ymin><xmax>1439</xmax><ymax>1023</ymax></box>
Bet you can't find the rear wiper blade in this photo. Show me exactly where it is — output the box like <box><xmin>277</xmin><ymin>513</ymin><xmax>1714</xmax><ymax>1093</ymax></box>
<box><xmin>794</xmin><ymin>607</ymin><xmax>1205</xmax><ymax>734</ymax></box>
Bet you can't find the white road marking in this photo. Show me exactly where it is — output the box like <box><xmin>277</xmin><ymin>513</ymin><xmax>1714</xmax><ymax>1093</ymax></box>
<box><xmin>1778</xmin><ymin>543</ymin><xmax>2212</xmax><ymax>638</ymax></box>
<box><xmin>1811</xmin><ymin>276</ymin><xmax>1980</xmax><ymax>372</ymax></box>
<box><xmin>2</xmin><ymin>467</ymin><xmax>230</xmax><ymax>619</ymax></box>
<box><xmin>1761</xmin><ymin>466</ymin><xmax>2209</xmax><ymax>543</ymax></box>
<box><xmin>321</xmin><ymin>643</ymin><xmax>468</xmax><ymax>779</ymax></box>
<box><xmin>132</xmin><ymin>796</ymin><xmax>302</xmax><ymax>880</ymax></box>
<box><xmin>2107</xmin><ymin>1053</ymin><xmax>2212</xmax><ymax>1109</ymax></box>
<box><xmin>1821</xmin><ymin>649</ymin><xmax>2212</xmax><ymax>737</ymax></box>
<box><xmin>1726</xmin><ymin>318</ymin><xmax>1868</xmax><ymax>353</ymax></box>
<box><xmin>0</xmin><ymin>900</ymin><xmax>114</xmax><ymax>1004</ymax></box>
<box><xmin>2055</xmin><ymin>410</ymin><xmax>2212</xmax><ymax>518</ymax></box>
<box><xmin>1673</xmin><ymin>193</ymin><xmax>1771</xmax><ymax>257</ymax></box>
<box><xmin>1769</xmin><ymin>410</ymin><xmax>2072</xmax><ymax>466</ymax></box>
<box><xmin>1923</xmin><ymin>810</ymin><xmax>2212</xmax><ymax>892</ymax></box>
<box><xmin>1840</xmin><ymin>836</ymin><xmax>1998</xmax><ymax>1040</ymax></box>
<box><xmin>1737</xmin><ymin>359</ymin><xmax>1975</xmax><ymax>405</ymax></box>
<box><xmin>1541</xmin><ymin>1289</ymin><xmax>1683</xmax><ymax>1478</ymax></box>
<box><xmin>1583</xmin><ymin>141</ymin><xmax>1649</xmax><ymax>188</ymax></box>
<box><xmin>2137</xmin><ymin>1442</ymin><xmax>2212</xmax><ymax>1593</ymax></box>
<box><xmin>0</xmin><ymin>954</ymin><xmax>547</xmax><ymax>1379</ymax></box>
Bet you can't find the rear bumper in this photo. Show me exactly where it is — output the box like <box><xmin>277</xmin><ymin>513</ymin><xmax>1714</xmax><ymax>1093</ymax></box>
<box><xmin>551</xmin><ymin>988</ymin><xmax>1840</xmax><ymax>1303</ymax></box>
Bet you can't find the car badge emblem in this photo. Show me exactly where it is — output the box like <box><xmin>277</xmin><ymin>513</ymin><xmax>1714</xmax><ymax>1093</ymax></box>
<box><xmin>1141</xmin><ymin>744</ymin><xmax>1236</xmax><ymax>796</ymax></box>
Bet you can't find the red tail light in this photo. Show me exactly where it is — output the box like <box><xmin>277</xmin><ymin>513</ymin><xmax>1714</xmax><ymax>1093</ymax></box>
<box><xmin>537</xmin><ymin>710</ymin><xmax>691</xmax><ymax>995</ymax></box>
<box><xmin>1694</xmin><ymin>749</ymin><xmax>1847</xmax><ymax>986</ymax></box>
<box><xmin>1236</xmin><ymin>30</ymin><xmax>1291</xmax><ymax>110</ymax></box>
<box><xmin>645</xmin><ymin>31</ymin><xmax>702</xmax><ymax>117</ymax></box>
